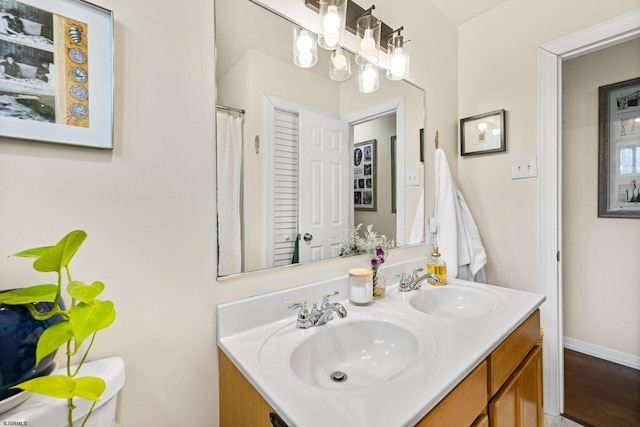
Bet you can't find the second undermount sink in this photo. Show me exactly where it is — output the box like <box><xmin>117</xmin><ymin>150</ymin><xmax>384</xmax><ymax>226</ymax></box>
<box><xmin>288</xmin><ymin>320</ymin><xmax>422</xmax><ymax>389</ymax></box>
<box><xmin>410</xmin><ymin>285</ymin><xmax>506</xmax><ymax>318</ymax></box>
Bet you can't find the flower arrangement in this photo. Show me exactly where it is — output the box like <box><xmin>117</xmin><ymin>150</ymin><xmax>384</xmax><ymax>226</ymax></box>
<box><xmin>337</xmin><ymin>224</ymin><xmax>395</xmax><ymax>297</ymax></box>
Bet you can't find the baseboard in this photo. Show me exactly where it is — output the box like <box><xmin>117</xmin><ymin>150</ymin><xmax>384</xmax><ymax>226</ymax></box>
<box><xmin>563</xmin><ymin>337</ymin><xmax>640</xmax><ymax>370</ymax></box>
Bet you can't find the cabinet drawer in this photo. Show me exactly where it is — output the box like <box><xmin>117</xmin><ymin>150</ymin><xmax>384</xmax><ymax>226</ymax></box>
<box><xmin>487</xmin><ymin>310</ymin><xmax>540</xmax><ymax>396</ymax></box>
<box><xmin>416</xmin><ymin>360</ymin><xmax>488</xmax><ymax>427</ymax></box>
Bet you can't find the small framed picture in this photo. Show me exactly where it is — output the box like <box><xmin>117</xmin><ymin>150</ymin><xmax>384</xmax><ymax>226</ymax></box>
<box><xmin>354</xmin><ymin>139</ymin><xmax>376</xmax><ymax>211</ymax></box>
<box><xmin>598</xmin><ymin>77</ymin><xmax>640</xmax><ymax>218</ymax></box>
<box><xmin>460</xmin><ymin>109</ymin><xmax>506</xmax><ymax>156</ymax></box>
<box><xmin>0</xmin><ymin>0</ymin><xmax>114</xmax><ymax>149</ymax></box>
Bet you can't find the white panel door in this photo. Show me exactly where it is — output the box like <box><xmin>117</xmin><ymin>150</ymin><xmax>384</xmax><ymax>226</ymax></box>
<box><xmin>298</xmin><ymin>110</ymin><xmax>350</xmax><ymax>262</ymax></box>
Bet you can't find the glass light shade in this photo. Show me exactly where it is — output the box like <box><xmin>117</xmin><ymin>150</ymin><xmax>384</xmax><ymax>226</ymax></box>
<box><xmin>293</xmin><ymin>27</ymin><xmax>318</xmax><ymax>68</ymax></box>
<box><xmin>329</xmin><ymin>47</ymin><xmax>351</xmax><ymax>81</ymax></box>
<box><xmin>356</xmin><ymin>14</ymin><xmax>381</xmax><ymax>65</ymax></box>
<box><xmin>358</xmin><ymin>62</ymin><xmax>379</xmax><ymax>93</ymax></box>
<box><xmin>386</xmin><ymin>35</ymin><xmax>410</xmax><ymax>80</ymax></box>
<box><xmin>318</xmin><ymin>0</ymin><xmax>346</xmax><ymax>50</ymax></box>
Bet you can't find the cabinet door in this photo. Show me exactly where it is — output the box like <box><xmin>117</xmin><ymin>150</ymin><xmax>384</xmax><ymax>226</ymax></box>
<box><xmin>219</xmin><ymin>349</ymin><xmax>275</xmax><ymax>427</ymax></box>
<box><xmin>489</xmin><ymin>345</ymin><xmax>543</xmax><ymax>427</ymax></box>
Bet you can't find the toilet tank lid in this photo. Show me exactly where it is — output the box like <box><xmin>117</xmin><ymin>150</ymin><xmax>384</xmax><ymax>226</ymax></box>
<box><xmin>0</xmin><ymin>357</ymin><xmax>125</xmax><ymax>424</ymax></box>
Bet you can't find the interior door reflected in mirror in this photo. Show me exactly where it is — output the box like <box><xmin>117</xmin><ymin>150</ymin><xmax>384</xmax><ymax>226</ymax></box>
<box><xmin>215</xmin><ymin>0</ymin><xmax>426</xmax><ymax>277</ymax></box>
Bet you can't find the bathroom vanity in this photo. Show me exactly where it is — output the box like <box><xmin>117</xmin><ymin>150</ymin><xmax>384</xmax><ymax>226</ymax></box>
<box><xmin>217</xmin><ymin>259</ymin><xmax>545</xmax><ymax>426</ymax></box>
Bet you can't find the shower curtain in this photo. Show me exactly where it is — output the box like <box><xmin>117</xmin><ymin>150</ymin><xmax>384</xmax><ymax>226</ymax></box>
<box><xmin>216</xmin><ymin>111</ymin><xmax>243</xmax><ymax>276</ymax></box>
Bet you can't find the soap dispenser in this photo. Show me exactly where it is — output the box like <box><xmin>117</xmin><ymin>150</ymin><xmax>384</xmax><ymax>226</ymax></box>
<box><xmin>427</xmin><ymin>246</ymin><xmax>447</xmax><ymax>286</ymax></box>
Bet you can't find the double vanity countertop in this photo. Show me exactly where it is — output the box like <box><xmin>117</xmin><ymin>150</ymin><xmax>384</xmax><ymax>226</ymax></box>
<box><xmin>217</xmin><ymin>259</ymin><xmax>545</xmax><ymax>427</ymax></box>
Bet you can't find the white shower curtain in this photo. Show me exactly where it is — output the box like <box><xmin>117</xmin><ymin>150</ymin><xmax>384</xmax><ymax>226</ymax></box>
<box><xmin>216</xmin><ymin>111</ymin><xmax>243</xmax><ymax>276</ymax></box>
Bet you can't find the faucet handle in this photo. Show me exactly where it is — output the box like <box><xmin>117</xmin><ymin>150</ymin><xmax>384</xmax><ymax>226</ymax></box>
<box><xmin>320</xmin><ymin>291</ymin><xmax>339</xmax><ymax>309</ymax></box>
<box><xmin>397</xmin><ymin>272</ymin><xmax>411</xmax><ymax>292</ymax></box>
<box><xmin>288</xmin><ymin>300</ymin><xmax>312</xmax><ymax>329</ymax></box>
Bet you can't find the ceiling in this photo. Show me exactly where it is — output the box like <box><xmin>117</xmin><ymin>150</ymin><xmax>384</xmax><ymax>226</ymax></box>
<box><xmin>429</xmin><ymin>0</ymin><xmax>510</xmax><ymax>25</ymax></box>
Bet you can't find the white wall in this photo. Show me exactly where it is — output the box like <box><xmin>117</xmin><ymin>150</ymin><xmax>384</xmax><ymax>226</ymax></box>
<box><xmin>0</xmin><ymin>0</ymin><xmax>458</xmax><ymax>426</ymax></box>
<box><xmin>563</xmin><ymin>39</ymin><xmax>640</xmax><ymax>358</ymax></box>
<box><xmin>458</xmin><ymin>0</ymin><xmax>640</xmax><ymax>294</ymax></box>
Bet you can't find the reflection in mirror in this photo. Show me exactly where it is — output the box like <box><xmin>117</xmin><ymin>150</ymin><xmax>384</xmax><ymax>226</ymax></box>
<box><xmin>216</xmin><ymin>0</ymin><xmax>425</xmax><ymax>277</ymax></box>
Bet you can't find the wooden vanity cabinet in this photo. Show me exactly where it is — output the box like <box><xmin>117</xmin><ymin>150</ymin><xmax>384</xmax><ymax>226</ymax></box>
<box><xmin>489</xmin><ymin>345</ymin><xmax>542</xmax><ymax>427</ymax></box>
<box><xmin>415</xmin><ymin>360</ymin><xmax>488</xmax><ymax>426</ymax></box>
<box><xmin>416</xmin><ymin>309</ymin><xmax>542</xmax><ymax>427</ymax></box>
<box><xmin>487</xmin><ymin>310</ymin><xmax>543</xmax><ymax>427</ymax></box>
<box><xmin>218</xmin><ymin>309</ymin><xmax>543</xmax><ymax>427</ymax></box>
<box><xmin>219</xmin><ymin>349</ymin><xmax>275</xmax><ymax>427</ymax></box>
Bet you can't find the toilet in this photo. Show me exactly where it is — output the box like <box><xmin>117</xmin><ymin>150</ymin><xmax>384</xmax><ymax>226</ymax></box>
<box><xmin>0</xmin><ymin>357</ymin><xmax>125</xmax><ymax>427</ymax></box>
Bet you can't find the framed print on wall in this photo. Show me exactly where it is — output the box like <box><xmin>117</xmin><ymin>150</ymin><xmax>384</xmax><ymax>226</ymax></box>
<box><xmin>598</xmin><ymin>77</ymin><xmax>640</xmax><ymax>218</ymax></box>
<box><xmin>0</xmin><ymin>0</ymin><xmax>114</xmax><ymax>149</ymax></box>
<box><xmin>354</xmin><ymin>139</ymin><xmax>376</xmax><ymax>211</ymax></box>
<box><xmin>460</xmin><ymin>109</ymin><xmax>506</xmax><ymax>156</ymax></box>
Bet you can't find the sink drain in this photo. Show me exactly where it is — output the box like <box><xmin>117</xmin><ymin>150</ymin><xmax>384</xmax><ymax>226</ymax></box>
<box><xmin>330</xmin><ymin>370</ymin><xmax>348</xmax><ymax>383</ymax></box>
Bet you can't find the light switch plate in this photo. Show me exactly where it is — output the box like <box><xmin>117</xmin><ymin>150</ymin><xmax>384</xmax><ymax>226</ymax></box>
<box><xmin>406</xmin><ymin>169</ymin><xmax>421</xmax><ymax>186</ymax></box>
<box><xmin>511</xmin><ymin>156</ymin><xmax>538</xmax><ymax>179</ymax></box>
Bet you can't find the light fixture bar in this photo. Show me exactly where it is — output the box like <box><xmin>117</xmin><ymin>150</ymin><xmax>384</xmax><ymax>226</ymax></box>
<box><xmin>304</xmin><ymin>0</ymin><xmax>395</xmax><ymax>51</ymax></box>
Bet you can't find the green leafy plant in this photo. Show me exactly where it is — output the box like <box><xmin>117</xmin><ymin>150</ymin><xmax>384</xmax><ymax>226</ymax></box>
<box><xmin>0</xmin><ymin>230</ymin><xmax>116</xmax><ymax>427</ymax></box>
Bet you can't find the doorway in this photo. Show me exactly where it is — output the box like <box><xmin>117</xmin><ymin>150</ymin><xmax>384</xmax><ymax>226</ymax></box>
<box><xmin>538</xmin><ymin>9</ymin><xmax>640</xmax><ymax>416</ymax></box>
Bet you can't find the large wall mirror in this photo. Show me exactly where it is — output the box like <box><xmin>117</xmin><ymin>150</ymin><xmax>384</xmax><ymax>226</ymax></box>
<box><xmin>215</xmin><ymin>0</ymin><xmax>426</xmax><ymax>277</ymax></box>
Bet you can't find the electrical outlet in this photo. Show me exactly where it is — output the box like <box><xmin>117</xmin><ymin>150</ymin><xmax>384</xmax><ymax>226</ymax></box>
<box><xmin>511</xmin><ymin>156</ymin><xmax>538</xmax><ymax>179</ymax></box>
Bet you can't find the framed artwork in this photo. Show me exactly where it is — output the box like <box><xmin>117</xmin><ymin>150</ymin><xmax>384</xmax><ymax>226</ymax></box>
<box><xmin>0</xmin><ymin>0</ymin><xmax>114</xmax><ymax>149</ymax></box>
<box><xmin>354</xmin><ymin>139</ymin><xmax>376</xmax><ymax>211</ymax></box>
<box><xmin>460</xmin><ymin>109</ymin><xmax>506</xmax><ymax>156</ymax></box>
<box><xmin>598</xmin><ymin>77</ymin><xmax>640</xmax><ymax>218</ymax></box>
<box><xmin>390</xmin><ymin>135</ymin><xmax>396</xmax><ymax>213</ymax></box>
<box><xmin>419</xmin><ymin>127</ymin><xmax>424</xmax><ymax>162</ymax></box>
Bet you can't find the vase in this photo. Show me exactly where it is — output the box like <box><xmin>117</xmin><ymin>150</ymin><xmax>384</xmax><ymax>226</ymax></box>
<box><xmin>372</xmin><ymin>270</ymin><xmax>386</xmax><ymax>298</ymax></box>
<box><xmin>0</xmin><ymin>291</ymin><xmax>64</xmax><ymax>401</ymax></box>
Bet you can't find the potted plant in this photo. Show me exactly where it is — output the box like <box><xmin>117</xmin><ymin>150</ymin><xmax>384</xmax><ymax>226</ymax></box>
<box><xmin>0</xmin><ymin>230</ymin><xmax>116</xmax><ymax>426</ymax></box>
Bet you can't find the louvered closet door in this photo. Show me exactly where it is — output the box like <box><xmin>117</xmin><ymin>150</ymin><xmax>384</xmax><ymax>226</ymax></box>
<box><xmin>298</xmin><ymin>110</ymin><xmax>350</xmax><ymax>262</ymax></box>
<box><xmin>272</xmin><ymin>110</ymin><xmax>299</xmax><ymax>267</ymax></box>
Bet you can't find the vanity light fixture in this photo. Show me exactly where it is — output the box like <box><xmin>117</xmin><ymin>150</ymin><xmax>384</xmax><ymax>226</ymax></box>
<box><xmin>355</xmin><ymin>7</ymin><xmax>380</xmax><ymax>65</ymax></box>
<box><xmin>386</xmin><ymin>27</ymin><xmax>410</xmax><ymax>80</ymax></box>
<box><xmin>293</xmin><ymin>27</ymin><xmax>318</xmax><ymax>68</ymax></box>
<box><xmin>358</xmin><ymin>62</ymin><xmax>379</xmax><ymax>93</ymax></box>
<box><xmin>329</xmin><ymin>47</ymin><xmax>351</xmax><ymax>81</ymax></box>
<box><xmin>317</xmin><ymin>0</ymin><xmax>347</xmax><ymax>50</ymax></box>
<box><xmin>301</xmin><ymin>0</ymin><xmax>412</xmax><ymax>84</ymax></box>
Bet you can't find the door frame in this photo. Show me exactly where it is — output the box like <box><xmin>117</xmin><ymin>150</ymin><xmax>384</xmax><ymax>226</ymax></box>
<box><xmin>343</xmin><ymin>96</ymin><xmax>407</xmax><ymax>245</ymax></box>
<box><xmin>537</xmin><ymin>9</ymin><xmax>640</xmax><ymax>416</ymax></box>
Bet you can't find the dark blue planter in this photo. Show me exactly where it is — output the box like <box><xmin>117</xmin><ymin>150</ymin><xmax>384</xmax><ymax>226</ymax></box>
<box><xmin>0</xmin><ymin>292</ymin><xmax>65</xmax><ymax>401</ymax></box>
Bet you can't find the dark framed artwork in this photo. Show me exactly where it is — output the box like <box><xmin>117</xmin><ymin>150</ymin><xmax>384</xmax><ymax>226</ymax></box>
<box><xmin>354</xmin><ymin>139</ymin><xmax>376</xmax><ymax>211</ymax></box>
<box><xmin>0</xmin><ymin>0</ymin><xmax>114</xmax><ymax>149</ymax></box>
<box><xmin>598</xmin><ymin>77</ymin><xmax>640</xmax><ymax>218</ymax></box>
<box><xmin>390</xmin><ymin>135</ymin><xmax>396</xmax><ymax>213</ymax></box>
<box><xmin>419</xmin><ymin>127</ymin><xmax>424</xmax><ymax>162</ymax></box>
<box><xmin>460</xmin><ymin>109</ymin><xmax>506</xmax><ymax>156</ymax></box>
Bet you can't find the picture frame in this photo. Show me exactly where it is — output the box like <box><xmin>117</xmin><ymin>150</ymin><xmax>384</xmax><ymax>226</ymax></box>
<box><xmin>354</xmin><ymin>139</ymin><xmax>376</xmax><ymax>211</ymax></box>
<box><xmin>0</xmin><ymin>0</ymin><xmax>114</xmax><ymax>149</ymax></box>
<box><xmin>390</xmin><ymin>135</ymin><xmax>396</xmax><ymax>213</ymax></box>
<box><xmin>460</xmin><ymin>109</ymin><xmax>506</xmax><ymax>156</ymax></box>
<box><xmin>598</xmin><ymin>77</ymin><xmax>640</xmax><ymax>218</ymax></box>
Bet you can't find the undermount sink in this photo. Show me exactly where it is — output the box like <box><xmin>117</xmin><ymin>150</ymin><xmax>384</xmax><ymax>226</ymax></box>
<box><xmin>410</xmin><ymin>285</ymin><xmax>506</xmax><ymax>318</ymax></box>
<box><xmin>259</xmin><ymin>319</ymin><xmax>427</xmax><ymax>389</ymax></box>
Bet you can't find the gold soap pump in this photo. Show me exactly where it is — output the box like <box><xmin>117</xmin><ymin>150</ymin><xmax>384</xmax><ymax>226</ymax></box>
<box><xmin>427</xmin><ymin>245</ymin><xmax>447</xmax><ymax>286</ymax></box>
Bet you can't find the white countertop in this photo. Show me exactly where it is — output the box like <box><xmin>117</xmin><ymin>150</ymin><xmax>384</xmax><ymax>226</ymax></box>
<box><xmin>217</xmin><ymin>259</ymin><xmax>545</xmax><ymax>427</ymax></box>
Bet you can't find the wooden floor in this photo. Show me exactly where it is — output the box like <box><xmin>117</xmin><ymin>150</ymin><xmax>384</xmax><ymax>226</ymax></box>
<box><xmin>564</xmin><ymin>348</ymin><xmax>640</xmax><ymax>427</ymax></box>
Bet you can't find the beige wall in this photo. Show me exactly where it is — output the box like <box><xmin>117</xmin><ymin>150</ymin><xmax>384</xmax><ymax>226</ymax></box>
<box><xmin>563</xmin><ymin>39</ymin><xmax>640</xmax><ymax>357</ymax></box>
<box><xmin>458</xmin><ymin>0</ymin><xmax>640</xmax><ymax>294</ymax></box>
<box><xmin>354</xmin><ymin>114</ymin><xmax>397</xmax><ymax>239</ymax></box>
<box><xmin>0</xmin><ymin>0</ymin><xmax>457</xmax><ymax>426</ymax></box>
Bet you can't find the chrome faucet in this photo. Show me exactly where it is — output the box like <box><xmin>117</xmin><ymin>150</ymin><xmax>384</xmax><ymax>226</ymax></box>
<box><xmin>398</xmin><ymin>268</ymin><xmax>441</xmax><ymax>292</ymax></box>
<box><xmin>288</xmin><ymin>291</ymin><xmax>347</xmax><ymax>329</ymax></box>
